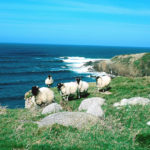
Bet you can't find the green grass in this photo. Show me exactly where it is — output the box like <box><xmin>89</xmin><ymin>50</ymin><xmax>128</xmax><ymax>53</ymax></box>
<box><xmin>112</xmin><ymin>56</ymin><xmax>133</xmax><ymax>65</ymax></box>
<box><xmin>1</xmin><ymin>76</ymin><xmax>150</xmax><ymax>150</ymax></box>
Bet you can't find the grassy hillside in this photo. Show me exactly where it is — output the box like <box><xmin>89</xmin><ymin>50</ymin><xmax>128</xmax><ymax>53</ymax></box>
<box><xmin>93</xmin><ymin>53</ymin><xmax>150</xmax><ymax>77</ymax></box>
<box><xmin>1</xmin><ymin>77</ymin><xmax>150</xmax><ymax>150</ymax></box>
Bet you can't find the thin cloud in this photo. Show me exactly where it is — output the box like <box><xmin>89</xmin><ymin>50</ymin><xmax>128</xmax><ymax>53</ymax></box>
<box><xmin>64</xmin><ymin>1</ymin><xmax>150</xmax><ymax>16</ymax></box>
<box><xmin>0</xmin><ymin>1</ymin><xmax>150</xmax><ymax>16</ymax></box>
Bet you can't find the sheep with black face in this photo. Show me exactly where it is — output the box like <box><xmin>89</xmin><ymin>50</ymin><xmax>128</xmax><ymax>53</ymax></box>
<box><xmin>45</xmin><ymin>75</ymin><xmax>54</xmax><ymax>87</ymax></box>
<box><xmin>32</xmin><ymin>86</ymin><xmax>54</xmax><ymax>106</ymax></box>
<box><xmin>57</xmin><ymin>82</ymin><xmax>78</xmax><ymax>101</ymax></box>
<box><xmin>76</xmin><ymin>77</ymin><xmax>89</xmax><ymax>98</ymax></box>
<box><xmin>96</xmin><ymin>75</ymin><xmax>111</xmax><ymax>92</ymax></box>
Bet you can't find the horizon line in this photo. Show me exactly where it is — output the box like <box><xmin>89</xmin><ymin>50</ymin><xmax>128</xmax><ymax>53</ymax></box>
<box><xmin>0</xmin><ymin>42</ymin><xmax>150</xmax><ymax>49</ymax></box>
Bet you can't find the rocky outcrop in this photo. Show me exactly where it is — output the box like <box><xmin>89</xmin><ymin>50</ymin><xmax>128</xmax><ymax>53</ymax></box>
<box><xmin>37</xmin><ymin>112</ymin><xmax>100</xmax><ymax>129</ymax></box>
<box><xmin>24</xmin><ymin>90</ymin><xmax>40</xmax><ymax>109</ymax></box>
<box><xmin>92</xmin><ymin>53</ymin><xmax>150</xmax><ymax>77</ymax></box>
<box><xmin>0</xmin><ymin>106</ymin><xmax>7</xmax><ymax>115</ymax></box>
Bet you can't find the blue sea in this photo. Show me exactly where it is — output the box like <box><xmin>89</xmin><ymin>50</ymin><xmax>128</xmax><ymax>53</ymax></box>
<box><xmin>0</xmin><ymin>43</ymin><xmax>150</xmax><ymax>108</ymax></box>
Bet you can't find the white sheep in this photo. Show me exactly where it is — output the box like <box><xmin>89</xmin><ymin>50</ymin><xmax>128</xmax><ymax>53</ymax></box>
<box><xmin>57</xmin><ymin>82</ymin><xmax>78</xmax><ymax>101</ymax></box>
<box><xmin>76</xmin><ymin>78</ymin><xmax>89</xmax><ymax>98</ymax></box>
<box><xmin>45</xmin><ymin>75</ymin><xmax>54</xmax><ymax>87</ymax></box>
<box><xmin>96</xmin><ymin>75</ymin><xmax>111</xmax><ymax>92</ymax></box>
<box><xmin>32</xmin><ymin>86</ymin><xmax>54</xmax><ymax>106</ymax></box>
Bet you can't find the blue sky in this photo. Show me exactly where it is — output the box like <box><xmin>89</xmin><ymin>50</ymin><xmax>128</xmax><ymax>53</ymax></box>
<box><xmin>0</xmin><ymin>0</ymin><xmax>150</xmax><ymax>47</ymax></box>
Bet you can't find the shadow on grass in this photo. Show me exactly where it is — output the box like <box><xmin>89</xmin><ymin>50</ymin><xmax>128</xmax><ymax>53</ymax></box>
<box><xmin>68</xmin><ymin>92</ymin><xmax>90</xmax><ymax>101</ymax></box>
<box><xmin>136</xmin><ymin>134</ymin><xmax>150</xmax><ymax>148</ymax></box>
<box><xmin>99</xmin><ymin>86</ymin><xmax>112</xmax><ymax>92</ymax></box>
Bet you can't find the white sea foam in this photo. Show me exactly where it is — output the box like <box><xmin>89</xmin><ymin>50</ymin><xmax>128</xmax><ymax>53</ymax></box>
<box><xmin>60</xmin><ymin>56</ymin><xmax>109</xmax><ymax>75</ymax></box>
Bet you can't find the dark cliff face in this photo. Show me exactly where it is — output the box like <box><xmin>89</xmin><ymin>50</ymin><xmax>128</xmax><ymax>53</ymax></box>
<box><xmin>93</xmin><ymin>53</ymin><xmax>150</xmax><ymax>77</ymax></box>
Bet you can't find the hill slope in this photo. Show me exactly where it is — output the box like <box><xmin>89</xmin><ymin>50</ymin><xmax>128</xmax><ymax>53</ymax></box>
<box><xmin>93</xmin><ymin>53</ymin><xmax>150</xmax><ymax>77</ymax></box>
<box><xmin>1</xmin><ymin>77</ymin><xmax>150</xmax><ymax>149</ymax></box>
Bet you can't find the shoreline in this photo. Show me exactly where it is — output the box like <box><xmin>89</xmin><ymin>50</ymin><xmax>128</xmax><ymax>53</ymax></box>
<box><xmin>87</xmin><ymin>52</ymin><xmax>150</xmax><ymax>77</ymax></box>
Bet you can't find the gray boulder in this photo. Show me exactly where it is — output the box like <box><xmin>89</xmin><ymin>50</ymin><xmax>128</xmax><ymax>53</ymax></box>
<box><xmin>37</xmin><ymin>112</ymin><xmax>100</xmax><ymax>129</ymax></box>
<box><xmin>42</xmin><ymin>103</ymin><xmax>62</xmax><ymax>114</ymax></box>
<box><xmin>87</xmin><ymin>103</ymin><xmax>104</xmax><ymax>118</ymax></box>
<box><xmin>113</xmin><ymin>97</ymin><xmax>150</xmax><ymax>108</ymax></box>
<box><xmin>147</xmin><ymin>121</ymin><xmax>150</xmax><ymax>126</ymax></box>
<box><xmin>78</xmin><ymin>97</ymin><xmax>105</xmax><ymax>111</ymax></box>
<box><xmin>25</xmin><ymin>96</ymin><xmax>38</xmax><ymax>109</ymax></box>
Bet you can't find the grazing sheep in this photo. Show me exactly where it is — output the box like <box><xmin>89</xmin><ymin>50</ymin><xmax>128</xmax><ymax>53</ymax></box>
<box><xmin>57</xmin><ymin>82</ymin><xmax>78</xmax><ymax>101</ymax></box>
<box><xmin>45</xmin><ymin>75</ymin><xmax>54</xmax><ymax>87</ymax></box>
<box><xmin>96</xmin><ymin>75</ymin><xmax>111</xmax><ymax>92</ymax></box>
<box><xmin>32</xmin><ymin>86</ymin><xmax>54</xmax><ymax>106</ymax></box>
<box><xmin>76</xmin><ymin>77</ymin><xmax>89</xmax><ymax>98</ymax></box>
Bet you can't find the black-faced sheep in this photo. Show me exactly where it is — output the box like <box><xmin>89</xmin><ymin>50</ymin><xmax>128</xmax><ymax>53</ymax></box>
<box><xmin>32</xmin><ymin>86</ymin><xmax>54</xmax><ymax>106</ymax></box>
<box><xmin>96</xmin><ymin>75</ymin><xmax>111</xmax><ymax>92</ymax></box>
<box><xmin>45</xmin><ymin>75</ymin><xmax>54</xmax><ymax>87</ymax></box>
<box><xmin>57</xmin><ymin>82</ymin><xmax>78</xmax><ymax>101</ymax></box>
<box><xmin>76</xmin><ymin>77</ymin><xmax>89</xmax><ymax>98</ymax></box>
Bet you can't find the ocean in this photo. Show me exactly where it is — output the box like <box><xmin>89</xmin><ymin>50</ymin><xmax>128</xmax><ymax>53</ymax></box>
<box><xmin>0</xmin><ymin>43</ymin><xmax>150</xmax><ymax>108</ymax></box>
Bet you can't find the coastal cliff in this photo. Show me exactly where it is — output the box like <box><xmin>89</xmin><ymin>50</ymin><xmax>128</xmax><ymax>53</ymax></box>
<box><xmin>92</xmin><ymin>53</ymin><xmax>150</xmax><ymax>77</ymax></box>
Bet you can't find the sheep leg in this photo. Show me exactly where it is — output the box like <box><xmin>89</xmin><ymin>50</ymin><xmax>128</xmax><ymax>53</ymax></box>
<box><xmin>62</xmin><ymin>96</ymin><xmax>65</xmax><ymax>101</ymax></box>
<box><xmin>65</xmin><ymin>95</ymin><xmax>69</xmax><ymax>101</ymax></box>
<box><xmin>77</xmin><ymin>89</ymin><xmax>80</xmax><ymax>99</ymax></box>
<box><xmin>78</xmin><ymin>92</ymin><xmax>80</xmax><ymax>99</ymax></box>
<box><xmin>78</xmin><ymin>93</ymin><xmax>80</xmax><ymax>99</ymax></box>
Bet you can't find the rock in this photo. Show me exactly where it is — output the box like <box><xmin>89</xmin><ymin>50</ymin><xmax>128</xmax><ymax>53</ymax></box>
<box><xmin>37</xmin><ymin>112</ymin><xmax>100</xmax><ymax>129</ymax></box>
<box><xmin>42</xmin><ymin>103</ymin><xmax>62</xmax><ymax>114</ymax></box>
<box><xmin>87</xmin><ymin>103</ymin><xmax>104</xmax><ymax>118</ymax></box>
<box><xmin>0</xmin><ymin>106</ymin><xmax>7</xmax><ymax>115</ymax></box>
<box><xmin>78</xmin><ymin>97</ymin><xmax>105</xmax><ymax>111</ymax></box>
<box><xmin>25</xmin><ymin>96</ymin><xmax>38</xmax><ymax>109</ymax></box>
<box><xmin>147</xmin><ymin>121</ymin><xmax>150</xmax><ymax>126</ymax></box>
<box><xmin>113</xmin><ymin>97</ymin><xmax>150</xmax><ymax>108</ymax></box>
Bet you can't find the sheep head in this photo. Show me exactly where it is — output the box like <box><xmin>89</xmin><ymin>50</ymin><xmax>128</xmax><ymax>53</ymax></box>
<box><xmin>48</xmin><ymin>75</ymin><xmax>51</xmax><ymax>79</ymax></box>
<box><xmin>57</xmin><ymin>83</ymin><xmax>64</xmax><ymax>91</ymax></box>
<box><xmin>32</xmin><ymin>86</ymin><xmax>39</xmax><ymax>96</ymax></box>
<box><xmin>76</xmin><ymin>77</ymin><xmax>81</xmax><ymax>84</ymax></box>
<box><xmin>96</xmin><ymin>76</ymin><xmax>100</xmax><ymax>81</ymax></box>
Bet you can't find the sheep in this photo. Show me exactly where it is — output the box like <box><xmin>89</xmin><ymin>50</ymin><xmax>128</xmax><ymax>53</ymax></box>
<box><xmin>31</xmin><ymin>86</ymin><xmax>54</xmax><ymax>106</ymax></box>
<box><xmin>57</xmin><ymin>82</ymin><xmax>78</xmax><ymax>101</ymax></box>
<box><xmin>45</xmin><ymin>75</ymin><xmax>54</xmax><ymax>87</ymax></box>
<box><xmin>96</xmin><ymin>75</ymin><xmax>111</xmax><ymax>92</ymax></box>
<box><xmin>76</xmin><ymin>77</ymin><xmax>89</xmax><ymax>98</ymax></box>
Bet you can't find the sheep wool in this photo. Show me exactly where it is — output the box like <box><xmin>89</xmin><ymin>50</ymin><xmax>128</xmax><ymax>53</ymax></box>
<box><xmin>78</xmin><ymin>81</ymin><xmax>89</xmax><ymax>93</ymax></box>
<box><xmin>33</xmin><ymin>87</ymin><xmax>54</xmax><ymax>106</ymax></box>
<box><xmin>59</xmin><ymin>82</ymin><xmax>78</xmax><ymax>101</ymax></box>
<box><xmin>96</xmin><ymin>75</ymin><xmax>111</xmax><ymax>90</ymax></box>
<box><xmin>45</xmin><ymin>76</ymin><xmax>54</xmax><ymax>87</ymax></box>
